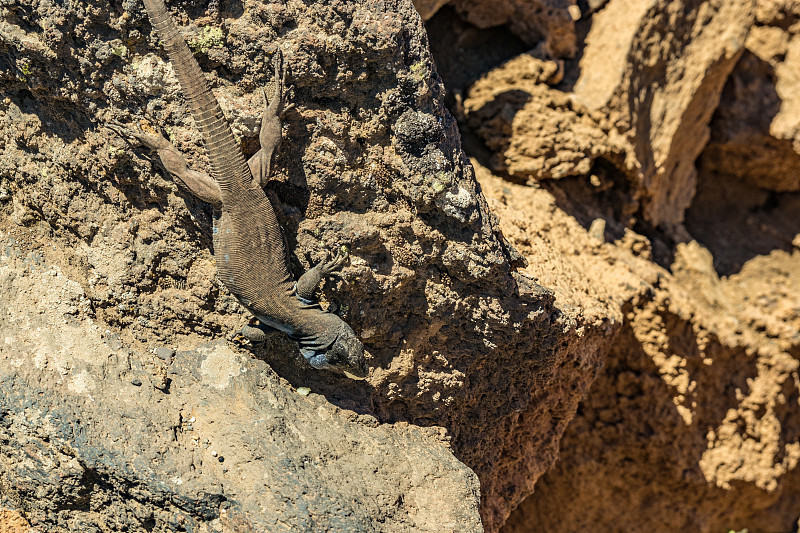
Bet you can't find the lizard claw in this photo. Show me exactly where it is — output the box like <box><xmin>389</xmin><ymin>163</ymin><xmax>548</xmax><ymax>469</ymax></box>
<box><xmin>266</xmin><ymin>49</ymin><xmax>291</xmax><ymax>117</ymax></box>
<box><xmin>320</xmin><ymin>248</ymin><xmax>348</xmax><ymax>276</ymax></box>
<box><xmin>106</xmin><ymin>120</ymin><xmax>128</xmax><ymax>137</ymax></box>
<box><xmin>107</xmin><ymin>120</ymin><xmax>172</xmax><ymax>151</ymax></box>
<box><xmin>107</xmin><ymin>120</ymin><xmax>144</xmax><ymax>144</ymax></box>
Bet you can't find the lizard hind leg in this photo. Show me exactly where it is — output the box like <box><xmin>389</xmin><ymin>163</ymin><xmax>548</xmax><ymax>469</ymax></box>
<box><xmin>248</xmin><ymin>50</ymin><xmax>294</xmax><ymax>189</ymax></box>
<box><xmin>108</xmin><ymin>122</ymin><xmax>222</xmax><ymax>208</ymax></box>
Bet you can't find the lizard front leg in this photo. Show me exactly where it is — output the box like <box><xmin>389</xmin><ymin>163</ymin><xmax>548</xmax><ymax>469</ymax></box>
<box><xmin>247</xmin><ymin>49</ymin><xmax>293</xmax><ymax>188</ymax></box>
<box><xmin>296</xmin><ymin>250</ymin><xmax>347</xmax><ymax>303</ymax></box>
<box><xmin>108</xmin><ymin>123</ymin><xmax>222</xmax><ymax>208</ymax></box>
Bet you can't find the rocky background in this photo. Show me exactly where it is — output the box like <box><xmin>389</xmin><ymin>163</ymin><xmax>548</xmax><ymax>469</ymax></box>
<box><xmin>0</xmin><ymin>0</ymin><xmax>798</xmax><ymax>531</ymax></box>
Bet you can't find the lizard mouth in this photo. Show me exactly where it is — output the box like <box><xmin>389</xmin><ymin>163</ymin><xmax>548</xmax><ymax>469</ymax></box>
<box><xmin>323</xmin><ymin>333</ymin><xmax>367</xmax><ymax>378</ymax></box>
<box><xmin>299</xmin><ymin>334</ymin><xmax>367</xmax><ymax>378</ymax></box>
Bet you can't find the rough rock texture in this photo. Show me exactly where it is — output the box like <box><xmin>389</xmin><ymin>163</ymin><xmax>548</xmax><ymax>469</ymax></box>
<box><xmin>0</xmin><ymin>233</ymin><xmax>481</xmax><ymax>532</ymax></box>
<box><xmin>425</xmin><ymin>1</ymin><xmax>800</xmax><ymax>531</ymax></box>
<box><xmin>471</xmin><ymin>162</ymin><xmax>800</xmax><ymax>533</ymax></box>
<box><xmin>411</xmin><ymin>0</ymin><xmax>451</xmax><ymax>20</ymax></box>
<box><xmin>699</xmin><ymin>1</ymin><xmax>800</xmax><ymax>192</ymax></box>
<box><xmin>0</xmin><ymin>0</ymin><xmax>608</xmax><ymax>531</ymax></box>
<box><xmin>4</xmin><ymin>0</ymin><xmax>800</xmax><ymax>531</ymax></box>
<box><xmin>413</xmin><ymin>0</ymin><xmax>578</xmax><ymax>58</ymax></box>
<box><xmin>0</xmin><ymin>509</ymin><xmax>30</xmax><ymax>533</ymax></box>
<box><xmin>459</xmin><ymin>0</ymin><xmax>755</xmax><ymax>231</ymax></box>
<box><xmin>573</xmin><ymin>0</ymin><xmax>754</xmax><ymax>230</ymax></box>
<box><xmin>684</xmin><ymin>0</ymin><xmax>800</xmax><ymax>275</ymax></box>
<box><xmin>449</xmin><ymin>0</ymin><xmax>578</xmax><ymax>57</ymax></box>
<box><xmin>459</xmin><ymin>0</ymin><xmax>756</xmax><ymax>232</ymax></box>
<box><xmin>463</xmin><ymin>52</ymin><xmax>633</xmax><ymax>182</ymax></box>
<box><xmin>685</xmin><ymin>150</ymin><xmax>800</xmax><ymax>275</ymax></box>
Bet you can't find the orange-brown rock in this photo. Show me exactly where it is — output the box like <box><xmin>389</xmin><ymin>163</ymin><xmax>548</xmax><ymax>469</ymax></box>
<box><xmin>463</xmin><ymin>52</ymin><xmax>633</xmax><ymax>182</ymax></box>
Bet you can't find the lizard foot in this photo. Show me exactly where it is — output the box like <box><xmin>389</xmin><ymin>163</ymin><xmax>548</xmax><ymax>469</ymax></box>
<box><xmin>241</xmin><ymin>321</ymin><xmax>277</xmax><ymax>343</ymax></box>
<box><xmin>252</xmin><ymin>49</ymin><xmax>295</xmax><ymax>189</ymax></box>
<box><xmin>318</xmin><ymin>247</ymin><xmax>348</xmax><ymax>277</ymax></box>
<box><xmin>295</xmin><ymin>247</ymin><xmax>350</xmax><ymax>303</ymax></box>
<box><xmin>107</xmin><ymin>120</ymin><xmax>173</xmax><ymax>151</ymax></box>
<box><xmin>266</xmin><ymin>49</ymin><xmax>295</xmax><ymax>119</ymax></box>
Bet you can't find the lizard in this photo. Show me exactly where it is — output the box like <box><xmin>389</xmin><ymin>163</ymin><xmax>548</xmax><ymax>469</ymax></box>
<box><xmin>110</xmin><ymin>0</ymin><xmax>367</xmax><ymax>378</ymax></box>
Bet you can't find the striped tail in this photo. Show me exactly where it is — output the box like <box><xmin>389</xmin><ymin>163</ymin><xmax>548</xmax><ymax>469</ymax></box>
<box><xmin>142</xmin><ymin>0</ymin><xmax>251</xmax><ymax>194</ymax></box>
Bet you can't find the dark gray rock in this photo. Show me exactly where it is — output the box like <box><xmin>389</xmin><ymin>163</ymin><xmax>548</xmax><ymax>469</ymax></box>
<box><xmin>0</xmin><ymin>244</ymin><xmax>482</xmax><ymax>532</ymax></box>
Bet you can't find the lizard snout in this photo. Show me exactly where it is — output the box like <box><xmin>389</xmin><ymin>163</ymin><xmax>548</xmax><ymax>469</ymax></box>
<box><xmin>326</xmin><ymin>329</ymin><xmax>367</xmax><ymax>378</ymax></box>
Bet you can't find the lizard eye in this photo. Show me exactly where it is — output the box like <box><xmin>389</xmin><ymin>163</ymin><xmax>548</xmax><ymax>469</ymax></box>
<box><xmin>324</xmin><ymin>331</ymin><xmax>366</xmax><ymax>377</ymax></box>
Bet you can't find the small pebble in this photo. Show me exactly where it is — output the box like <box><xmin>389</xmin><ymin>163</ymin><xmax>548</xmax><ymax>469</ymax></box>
<box><xmin>131</xmin><ymin>378</ymin><xmax>142</xmax><ymax>386</ymax></box>
<box><xmin>297</xmin><ymin>387</ymin><xmax>311</xmax><ymax>396</ymax></box>
<box><xmin>589</xmin><ymin>218</ymin><xmax>606</xmax><ymax>242</ymax></box>
<box><xmin>211</xmin><ymin>450</ymin><xmax>218</xmax><ymax>457</ymax></box>
<box><xmin>155</xmin><ymin>347</ymin><xmax>175</xmax><ymax>361</ymax></box>
<box><xmin>218</xmin><ymin>456</ymin><xmax>224</xmax><ymax>463</ymax></box>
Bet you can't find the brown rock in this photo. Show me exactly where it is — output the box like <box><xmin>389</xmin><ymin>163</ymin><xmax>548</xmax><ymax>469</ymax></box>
<box><xmin>0</xmin><ymin>235</ymin><xmax>483</xmax><ymax>532</ymax></box>
<box><xmin>477</xmin><ymin>159</ymin><xmax>800</xmax><ymax>533</ymax></box>
<box><xmin>699</xmin><ymin>10</ymin><xmax>800</xmax><ymax>192</ymax></box>
<box><xmin>463</xmin><ymin>0</ymin><xmax>754</xmax><ymax>231</ymax></box>
<box><xmin>0</xmin><ymin>510</ymin><xmax>30</xmax><ymax>533</ymax></box>
<box><xmin>451</xmin><ymin>0</ymin><xmax>578</xmax><ymax>57</ymax></box>
<box><xmin>0</xmin><ymin>0</ymin><xmax>606</xmax><ymax>531</ymax></box>
<box><xmin>502</xmin><ymin>247</ymin><xmax>800</xmax><ymax>532</ymax></box>
<box><xmin>463</xmin><ymin>52</ymin><xmax>631</xmax><ymax>181</ymax></box>
<box><xmin>573</xmin><ymin>0</ymin><xmax>754</xmax><ymax>229</ymax></box>
<box><xmin>412</xmin><ymin>0</ymin><xmax>451</xmax><ymax>20</ymax></box>
<box><xmin>4</xmin><ymin>0</ymin><xmax>800</xmax><ymax>531</ymax></box>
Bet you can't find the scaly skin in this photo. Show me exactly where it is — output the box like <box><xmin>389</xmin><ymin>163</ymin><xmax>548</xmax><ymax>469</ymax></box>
<box><xmin>111</xmin><ymin>0</ymin><xmax>366</xmax><ymax>377</ymax></box>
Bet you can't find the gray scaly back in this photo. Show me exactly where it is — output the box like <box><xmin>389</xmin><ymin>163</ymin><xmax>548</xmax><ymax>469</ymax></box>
<box><xmin>140</xmin><ymin>0</ymin><xmax>366</xmax><ymax>377</ymax></box>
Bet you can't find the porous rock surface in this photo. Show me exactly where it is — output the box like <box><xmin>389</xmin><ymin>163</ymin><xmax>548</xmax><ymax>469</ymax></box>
<box><xmin>700</xmin><ymin>0</ymin><xmax>800</xmax><ymax>192</ymax></box>
<box><xmin>414</xmin><ymin>0</ymin><xmax>578</xmax><ymax>58</ymax></box>
<box><xmin>463</xmin><ymin>52</ymin><xmax>632</xmax><ymax>183</ymax></box>
<box><xmin>3</xmin><ymin>0</ymin><xmax>800</xmax><ymax>532</ymax></box>
<box><xmin>0</xmin><ymin>509</ymin><xmax>30</xmax><ymax>533</ymax></box>
<box><xmin>424</xmin><ymin>0</ymin><xmax>800</xmax><ymax>531</ymax></box>
<box><xmin>482</xmin><ymin>168</ymin><xmax>800</xmax><ymax>532</ymax></box>
<box><xmin>420</xmin><ymin>0</ymin><xmax>800</xmax><ymax>530</ymax></box>
<box><xmin>0</xmin><ymin>238</ymin><xmax>481</xmax><ymax>532</ymax></box>
<box><xmin>463</xmin><ymin>0</ymin><xmax>754</xmax><ymax>231</ymax></box>
<box><xmin>0</xmin><ymin>238</ymin><xmax>482</xmax><ymax>532</ymax></box>
<box><xmin>0</xmin><ymin>0</ymin><xmax>608</xmax><ymax>531</ymax></box>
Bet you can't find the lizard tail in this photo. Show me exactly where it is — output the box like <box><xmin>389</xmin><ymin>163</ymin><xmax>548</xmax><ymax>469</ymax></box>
<box><xmin>141</xmin><ymin>0</ymin><xmax>251</xmax><ymax>195</ymax></box>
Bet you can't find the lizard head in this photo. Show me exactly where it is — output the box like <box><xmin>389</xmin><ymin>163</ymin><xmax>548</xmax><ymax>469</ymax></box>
<box><xmin>300</xmin><ymin>322</ymin><xmax>367</xmax><ymax>378</ymax></box>
<box><xmin>323</xmin><ymin>325</ymin><xmax>367</xmax><ymax>378</ymax></box>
